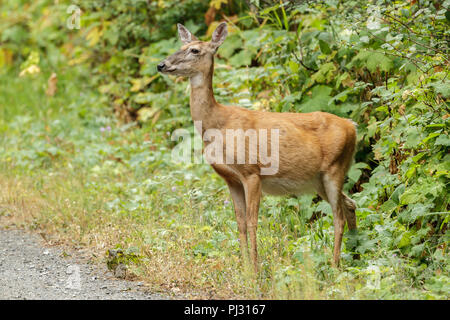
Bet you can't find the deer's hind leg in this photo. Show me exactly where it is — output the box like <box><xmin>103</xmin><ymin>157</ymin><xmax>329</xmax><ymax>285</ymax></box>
<box><xmin>243</xmin><ymin>174</ymin><xmax>262</xmax><ymax>272</ymax></box>
<box><xmin>322</xmin><ymin>167</ymin><xmax>347</xmax><ymax>267</ymax></box>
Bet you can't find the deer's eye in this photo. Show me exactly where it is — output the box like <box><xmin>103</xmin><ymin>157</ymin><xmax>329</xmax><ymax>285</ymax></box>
<box><xmin>190</xmin><ymin>48</ymin><xmax>200</xmax><ymax>54</ymax></box>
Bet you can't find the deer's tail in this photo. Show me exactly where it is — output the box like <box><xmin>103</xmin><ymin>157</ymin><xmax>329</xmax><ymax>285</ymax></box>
<box><xmin>342</xmin><ymin>192</ymin><xmax>356</xmax><ymax>211</ymax></box>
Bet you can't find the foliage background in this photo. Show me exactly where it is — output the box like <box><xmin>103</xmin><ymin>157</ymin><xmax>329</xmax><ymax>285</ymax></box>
<box><xmin>0</xmin><ymin>0</ymin><xmax>448</xmax><ymax>299</ymax></box>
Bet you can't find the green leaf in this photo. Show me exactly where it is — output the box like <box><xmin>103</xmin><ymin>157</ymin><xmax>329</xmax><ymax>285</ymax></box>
<box><xmin>104</xmin><ymin>25</ymin><xmax>119</xmax><ymax>45</ymax></box>
<box><xmin>347</xmin><ymin>162</ymin><xmax>369</xmax><ymax>183</ymax></box>
<box><xmin>398</xmin><ymin>231</ymin><xmax>412</xmax><ymax>248</ymax></box>
<box><xmin>400</xmin><ymin>179</ymin><xmax>444</xmax><ymax>205</ymax></box>
<box><xmin>330</xmin><ymin>89</ymin><xmax>350</xmax><ymax>104</ymax></box>
<box><xmin>367</xmin><ymin>52</ymin><xmax>393</xmax><ymax>73</ymax></box>
<box><xmin>348</xmin><ymin>50</ymin><xmax>393</xmax><ymax>72</ymax></box>
<box><xmin>288</xmin><ymin>60</ymin><xmax>299</xmax><ymax>74</ymax></box>
<box><xmin>435</xmin><ymin>134</ymin><xmax>450</xmax><ymax>146</ymax></box>
<box><xmin>403</xmin><ymin>127</ymin><xmax>423</xmax><ymax>148</ymax></box>
<box><xmin>398</xmin><ymin>204</ymin><xmax>434</xmax><ymax>223</ymax></box>
<box><xmin>319</xmin><ymin>39</ymin><xmax>331</xmax><ymax>54</ymax></box>
<box><xmin>229</xmin><ymin>50</ymin><xmax>253</xmax><ymax>67</ymax></box>
<box><xmin>357</xmin><ymin>238</ymin><xmax>377</xmax><ymax>254</ymax></box>
<box><xmin>297</xmin><ymin>85</ymin><xmax>334</xmax><ymax>113</ymax></box>
<box><xmin>390</xmin><ymin>184</ymin><xmax>405</xmax><ymax>204</ymax></box>
<box><xmin>218</xmin><ymin>35</ymin><xmax>243</xmax><ymax>59</ymax></box>
<box><xmin>380</xmin><ymin>199</ymin><xmax>397</xmax><ymax>214</ymax></box>
<box><xmin>311</xmin><ymin>62</ymin><xmax>336</xmax><ymax>83</ymax></box>
<box><xmin>422</xmin><ymin>132</ymin><xmax>441</xmax><ymax>144</ymax></box>
<box><xmin>431</xmin><ymin>81</ymin><xmax>450</xmax><ymax>98</ymax></box>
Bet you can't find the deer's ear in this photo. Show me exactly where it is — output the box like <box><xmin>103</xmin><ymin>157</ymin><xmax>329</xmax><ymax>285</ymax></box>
<box><xmin>177</xmin><ymin>23</ymin><xmax>198</xmax><ymax>44</ymax></box>
<box><xmin>210</xmin><ymin>22</ymin><xmax>228</xmax><ymax>50</ymax></box>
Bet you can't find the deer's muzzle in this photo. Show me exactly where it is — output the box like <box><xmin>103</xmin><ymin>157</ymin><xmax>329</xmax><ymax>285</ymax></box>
<box><xmin>157</xmin><ymin>62</ymin><xmax>166</xmax><ymax>72</ymax></box>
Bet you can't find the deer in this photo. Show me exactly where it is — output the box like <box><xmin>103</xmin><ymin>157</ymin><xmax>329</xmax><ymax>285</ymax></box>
<box><xmin>157</xmin><ymin>22</ymin><xmax>358</xmax><ymax>271</ymax></box>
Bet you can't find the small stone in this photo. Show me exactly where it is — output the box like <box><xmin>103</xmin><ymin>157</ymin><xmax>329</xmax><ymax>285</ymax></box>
<box><xmin>114</xmin><ymin>264</ymin><xmax>127</xmax><ymax>279</ymax></box>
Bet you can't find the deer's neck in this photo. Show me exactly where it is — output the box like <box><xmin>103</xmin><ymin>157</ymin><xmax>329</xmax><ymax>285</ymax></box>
<box><xmin>189</xmin><ymin>64</ymin><xmax>220</xmax><ymax>132</ymax></box>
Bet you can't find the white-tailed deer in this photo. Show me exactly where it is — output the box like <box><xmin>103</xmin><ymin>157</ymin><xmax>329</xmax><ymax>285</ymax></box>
<box><xmin>158</xmin><ymin>22</ymin><xmax>357</xmax><ymax>271</ymax></box>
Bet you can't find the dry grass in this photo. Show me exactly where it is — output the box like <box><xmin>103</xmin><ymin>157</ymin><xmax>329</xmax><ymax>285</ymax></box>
<box><xmin>0</xmin><ymin>170</ymin><xmax>249</xmax><ymax>298</ymax></box>
<box><xmin>0</xmin><ymin>167</ymin><xmax>348</xmax><ymax>299</ymax></box>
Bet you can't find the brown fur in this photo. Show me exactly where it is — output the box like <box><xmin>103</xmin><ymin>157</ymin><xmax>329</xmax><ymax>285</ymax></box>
<box><xmin>159</xmin><ymin>23</ymin><xmax>358</xmax><ymax>271</ymax></box>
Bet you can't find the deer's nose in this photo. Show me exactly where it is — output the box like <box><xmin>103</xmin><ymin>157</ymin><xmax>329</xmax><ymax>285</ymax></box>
<box><xmin>157</xmin><ymin>62</ymin><xmax>166</xmax><ymax>72</ymax></box>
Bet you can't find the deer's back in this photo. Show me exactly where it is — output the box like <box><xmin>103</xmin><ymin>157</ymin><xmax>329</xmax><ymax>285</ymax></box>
<box><xmin>210</xmin><ymin>106</ymin><xmax>357</xmax><ymax>193</ymax></box>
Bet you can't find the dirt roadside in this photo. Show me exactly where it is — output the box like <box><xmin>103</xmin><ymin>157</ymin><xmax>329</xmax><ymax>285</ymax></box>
<box><xmin>0</xmin><ymin>227</ymin><xmax>167</xmax><ymax>300</ymax></box>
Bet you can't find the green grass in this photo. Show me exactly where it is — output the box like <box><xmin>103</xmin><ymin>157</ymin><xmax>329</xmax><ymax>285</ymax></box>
<box><xmin>0</xmin><ymin>66</ymin><xmax>448</xmax><ymax>299</ymax></box>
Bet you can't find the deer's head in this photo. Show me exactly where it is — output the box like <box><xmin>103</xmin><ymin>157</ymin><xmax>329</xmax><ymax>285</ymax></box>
<box><xmin>157</xmin><ymin>23</ymin><xmax>228</xmax><ymax>77</ymax></box>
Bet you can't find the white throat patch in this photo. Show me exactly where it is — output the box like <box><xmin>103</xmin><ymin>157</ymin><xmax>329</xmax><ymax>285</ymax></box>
<box><xmin>190</xmin><ymin>73</ymin><xmax>204</xmax><ymax>88</ymax></box>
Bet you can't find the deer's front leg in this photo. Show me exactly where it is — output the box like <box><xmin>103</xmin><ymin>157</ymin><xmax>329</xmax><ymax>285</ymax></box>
<box><xmin>225</xmin><ymin>180</ymin><xmax>249</xmax><ymax>262</ymax></box>
<box><xmin>244</xmin><ymin>174</ymin><xmax>262</xmax><ymax>272</ymax></box>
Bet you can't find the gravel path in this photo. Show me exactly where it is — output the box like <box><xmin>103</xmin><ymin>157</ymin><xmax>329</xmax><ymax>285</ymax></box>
<box><xmin>0</xmin><ymin>228</ymin><xmax>167</xmax><ymax>300</ymax></box>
